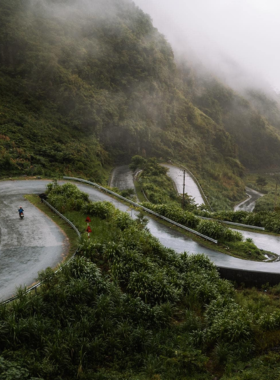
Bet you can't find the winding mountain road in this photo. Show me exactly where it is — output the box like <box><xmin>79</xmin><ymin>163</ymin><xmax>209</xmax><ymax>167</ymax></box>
<box><xmin>109</xmin><ymin>164</ymin><xmax>205</xmax><ymax>205</ymax></box>
<box><xmin>72</xmin><ymin>181</ymin><xmax>280</xmax><ymax>271</ymax></box>
<box><xmin>1</xmin><ymin>178</ymin><xmax>280</xmax><ymax>301</ymax></box>
<box><xmin>108</xmin><ymin>166</ymin><xmax>280</xmax><ymax>261</ymax></box>
<box><xmin>234</xmin><ymin>187</ymin><xmax>263</xmax><ymax>212</ymax></box>
<box><xmin>161</xmin><ymin>164</ymin><xmax>205</xmax><ymax>206</ymax></box>
<box><xmin>0</xmin><ymin>180</ymin><xmax>68</xmax><ymax>301</ymax></box>
<box><xmin>109</xmin><ymin>165</ymin><xmax>134</xmax><ymax>190</ymax></box>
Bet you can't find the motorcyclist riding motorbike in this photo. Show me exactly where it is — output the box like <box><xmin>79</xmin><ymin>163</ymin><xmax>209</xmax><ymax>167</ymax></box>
<box><xmin>18</xmin><ymin>207</ymin><xmax>24</xmax><ymax>218</ymax></box>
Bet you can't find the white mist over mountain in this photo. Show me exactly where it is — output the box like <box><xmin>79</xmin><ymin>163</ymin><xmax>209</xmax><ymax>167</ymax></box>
<box><xmin>135</xmin><ymin>0</ymin><xmax>280</xmax><ymax>93</ymax></box>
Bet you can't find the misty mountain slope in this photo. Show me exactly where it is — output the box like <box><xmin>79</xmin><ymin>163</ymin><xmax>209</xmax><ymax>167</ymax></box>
<box><xmin>245</xmin><ymin>89</ymin><xmax>280</xmax><ymax>130</ymax></box>
<box><xmin>179</xmin><ymin>62</ymin><xmax>280</xmax><ymax>170</ymax></box>
<box><xmin>0</xmin><ymin>0</ymin><xmax>247</xmax><ymax>208</ymax></box>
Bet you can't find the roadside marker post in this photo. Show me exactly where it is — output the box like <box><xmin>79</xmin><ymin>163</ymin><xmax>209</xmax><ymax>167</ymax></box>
<box><xmin>86</xmin><ymin>225</ymin><xmax>92</xmax><ymax>238</ymax></box>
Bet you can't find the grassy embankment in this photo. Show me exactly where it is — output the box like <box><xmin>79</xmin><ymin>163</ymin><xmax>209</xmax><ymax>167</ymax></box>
<box><xmin>130</xmin><ymin>158</ymin><xmax>272</xmax><ymax>261</ymax></box>
<box><xmin>134</xmin><ymin>162</ymin><xmax>180</xmax><ymax>206</ymax></box>
<box><xmin>25</xmin><ymin>194</ymin><xmax>79</xmax><ymax>263</ymax></box>
<box><xmin>2</xmin><ymin>182</ymin><xmax>280</xmax><ymax>379</ymax></box>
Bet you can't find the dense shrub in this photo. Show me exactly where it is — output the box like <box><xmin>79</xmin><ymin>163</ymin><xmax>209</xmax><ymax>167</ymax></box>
<box><xmin>112</xmin><ymin>210</ymin><xmax>135</xmax><ymax>231</ymax></box>
<box><xmin>1</xmin><ymin>182</ymin><xmax>279</xmax><ymax>379</ymax></box>
<box><xmin>195</xmin><ymin>208</ymin><xmax>280</xmax><ymax>234</ymax></box>
<box><xmin>82</xmin><ymin>201</ymin><xmax>115</xmax><ymax>219</ymax></box>
<box><xmin>79</xmin><ymin>238</ymin><xmax>234</xmax><ymax>308</ymax></box>
<box><xmin>142</xmin><ymin>202</ymin><xmax>199</xmax><ymax>229</ymax></box>
<box><xmin>46</xmin><ymin>182</ymin><xmax>89</xmax><ymax>212</ymax></box>
<box><xmin>142</xmin><ymin>202</ymin><xmax>242</xmax><ymax>242</ymax></box>
<box><xmin>257</xmin><ymin>311</ymin><xmax>280</xmax><ymax>331</ymax></box>
<box><xmin>205</xmin><ymin>298</ymin><xmax>253</xmax><ymax>343</ymax></box>
<box><xmin>196</xmin><ymin>220</ymin><xmax>242</xmax><ymax>242</ymax></box>
<box><xmin>0</xmin><ymin>357</ymin><xmax>43</xmax><ymax>380</ymax></box>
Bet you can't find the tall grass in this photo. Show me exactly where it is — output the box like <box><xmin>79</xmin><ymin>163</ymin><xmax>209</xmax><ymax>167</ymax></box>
<box><xmin>1</xmin><ymin>183</ymin><xmax>280</xmax><ymax>379</ymax></box>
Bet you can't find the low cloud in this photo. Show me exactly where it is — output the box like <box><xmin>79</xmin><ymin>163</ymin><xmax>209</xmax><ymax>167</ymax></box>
<box><xmin>135</xmin><ymin>0</ymin><xmax>280</xmax><ymax>93</ymax></box>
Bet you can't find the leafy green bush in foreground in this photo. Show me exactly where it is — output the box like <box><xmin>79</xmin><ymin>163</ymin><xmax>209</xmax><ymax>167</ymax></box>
<box><xmin>1</xmin><ymin>183</ymin><xmax>280</xmax><ymax>379</ymax></box>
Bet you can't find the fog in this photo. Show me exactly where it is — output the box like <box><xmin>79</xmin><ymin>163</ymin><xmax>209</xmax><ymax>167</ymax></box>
<box><xmin>134</xmin><ymin>0</ymin><xmax>280</xmax><ymax>93</ymax></box>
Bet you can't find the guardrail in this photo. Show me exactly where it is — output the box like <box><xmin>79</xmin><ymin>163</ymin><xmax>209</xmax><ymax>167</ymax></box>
<box><xmin>108</xmin><ymin>168</ymin><xmax>116</xmax><ymax>188</ymax></box>
<box><xmin>0</xmin><ymin>200</ymin><xmax>81</xmax><ymax>305</ymax></box>
<box><xmin>63</xmin><ymin>176</ymin><xmax>218</xmax><ymax>244</ymax></box>
<box><xmin>162</xmin><ymin>163</ymin><xmax>213</xmax><ymax>211</ymax></box>
<box><xmin>44</xmin><ymin>200</ymin><xmax>81</xmax><ymax>238</ymax></box>
<box><xmin>198</xmin><ymin>216</ymin><xmax>265</xmax><ymax>231</ymax></box>
<box><xmin>180</xmin><ymin>166</ymin><xmax>213</xmax><ymax>212</ymax></box>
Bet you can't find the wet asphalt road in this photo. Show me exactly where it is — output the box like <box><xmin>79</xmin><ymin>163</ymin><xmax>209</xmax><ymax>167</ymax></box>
<box><xmin>234</xmin><ymin>187</ymin><xmax>263</xmax><ymax>212</ymax></box>
<box><xmin>110</xmin><ymin>164</ymin><xmax>205</xmax><ymax>206</ymax></box>
<box><xmin>0</xmin><ymin>180</ymin><xmax>68</xmax><ymax>301</ymax></box>
<box><xmin>108</xmin><ymin>166</ymin><xmax>280</xmax><ymax>265</ymax></box>
<box><xmin>1</xmin><ymin>179</ymin><xmax>280</xmax><ymax>302</ymax></box>
<box><xmin>162</xmin><ymin>164</ymin><xmax>204</xmax><ymax>206</ymax></box>
<box><xmin>74</xmin><ymin>181</ymin><xmax>280</xmax><ymax>272</ymax></box>
<box><xmin>110</xmin><ymin>165</ymin><xmax>134</xmax><ymax>190</ymax></box>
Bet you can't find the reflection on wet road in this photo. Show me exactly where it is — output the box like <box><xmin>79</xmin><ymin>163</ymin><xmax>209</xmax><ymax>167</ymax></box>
<box><xmin>233</xmin><ymin>228</ymin><xmax>280</xmax><ymax>257</ymax></box>
<box><xmin>1</xmin><ymin>179</ymin><xmax>280</xmax><ymax>302</ymax></box>
<box><xmin>162</xmin><ymin>164</ymin><xmax>204</xmax><ymax>206</ymax></box>
<box><xmin>110</xmin><ymin>164</ymin><xmax>205</xmax><ymax>206</ymax></box>
<box><xmin>74</xmin><ymin>182</ymin><xmax>280</xmax><ymax>273</ymax></box>
<box><xmin>110</xmin><ymin>165</ymin><xmax>134</xmax><ymax>191</ymax></box>
<box><xmin>0</xmin><ymin>181</ymin><xmax>68</xmax><ymax>301</ymax></box>
<box><xmin>234</xmin><ymin>187</ymin><xmax>263</xmax><ymax>212</ymax></box>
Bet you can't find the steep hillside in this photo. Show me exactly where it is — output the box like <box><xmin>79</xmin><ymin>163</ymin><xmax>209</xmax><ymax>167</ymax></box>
<box><xmin>179</xmin><ymin>61</ymin><xmax>280</xmax><ymax>170</ymax></box>
<box><xmin>0</xmin><ymin>0</ymin><xmax>249</xmax><ymax>208</ymax></box>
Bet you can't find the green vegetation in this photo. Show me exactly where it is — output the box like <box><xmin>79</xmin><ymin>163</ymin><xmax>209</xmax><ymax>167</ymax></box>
<box><xmin>181</xmin><ymin>66</ymin><xmax>280</xmax><ymax>172</ymax></box>
<box><xmin>256</xmin><ymin>176</ymin><xmax>267</xmax><ymax>189</ymax></box>
<box><xmin>196</xmin><ymin>159</ymin><xmax>246</xmax><ymax>210</ymax></box>
<box><xmin>2</xmin><ymin>183</ymin><xmax>280</xmax><ymax>379</ymax></box>
<box><xmin>2</xmin><ymin>0</ymin><xmax>280</xmax><ymax>207</ymax></box>
<box><xmin>197</xmin><ymin>207</ymin><xmax>280</xmax><ymax>234</ymax></box>
<box><xmin>243</xmin><ymin>173</ymin><xmax>280</xmax><ymax>212</ymax></box>
<box><xmin>3</xmin><ymin>0</ymin><xmax>280</xmax><ymax>377</ymax></box>
<box><xmin>25</xmin><ymin>194</ymin><xmax>79</xmax><ymax>262</ymax></box>
<box><xmin>0</xmin><ymin>0</ymin><xmax>251</xmax><ymax>209</ymax></box>
<box><xmin>131</xmin><ymin>157</ymin><xmax>180</xmax><ymax>205</ymax></box>
<box><xmin>141</xmin><ymin>201</ymin><xmax>267</xmax><ymax>260</ymax></box>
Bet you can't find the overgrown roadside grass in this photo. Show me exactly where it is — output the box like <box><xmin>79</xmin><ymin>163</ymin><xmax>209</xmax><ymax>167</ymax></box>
<box><xmin>25</xmin><ymin>194</ymin><xmax>79</xmax><ymax>262</ymax></box>
<box><xmin>133</xmin><ymin>176</ymin><xmax>147</xmax><ymax>202</ymax></box>
<box><xmin>64</xmin><ymin>211</ymin><xmax>117</xmax><ymax>244</ymax></box>
<box><xmin>67</xmin><ymin>180</ymin><xmax>271</xmax><ymax>261</ymax></box>
<box><xmin>150</xmin><ymin>212</ymin><xmax>270</xmax><ymax>261</ymax></box>
<box><xmin>38</xmin><ymin>183</ymin><xmax>280</xmax><ymax>377</ymax></box>
<box><xmin>130</xmin><ymin>158</ymin><xmax>181</xmax><ymax>205</ymax></box>
<box><xmin>3</xmin><ymin>183</ymin><xmax>280</xmax><ymax>379</ymax></box>
<box><xmin>244</xmin><ymin>172</ymin><xmax>280</xmax><ymax>212</ymax></box>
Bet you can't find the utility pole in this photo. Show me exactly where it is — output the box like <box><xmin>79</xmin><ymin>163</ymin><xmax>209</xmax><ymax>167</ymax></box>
<box><xmin>274</xmin><ymin>181</ymin><xmax>278</xmax><ymax>211</ymax></box>
<box><xmin>183</xmin><ymin>170</ymin><xmax>185</xmax><ymax>209</ymax></box>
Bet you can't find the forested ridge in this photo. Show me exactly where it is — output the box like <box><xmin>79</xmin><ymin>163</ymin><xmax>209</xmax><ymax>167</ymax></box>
<box><xmin>3</xmin><ymin>3</ymin><xmax>280</xmax><ymax>377</ymax></box>
<box><xmin>179</xmin><ymin>62</ymin><xmax>280</xmax><ymax>169</ymax></box>
<box><xmin>1</xmin><ymin>0</ymin><xmax>280</xmax><ymax>207</ymax></box>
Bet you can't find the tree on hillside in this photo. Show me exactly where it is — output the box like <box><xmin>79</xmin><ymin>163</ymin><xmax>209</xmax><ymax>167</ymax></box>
<box><xmin>256</xmin><ymin>176</ymin><xmax>267</xmax><ymax>189</ymax></box>
<box><xmin>129</xmin><ymin>155</ymin><xmax>147</xmax><ymax>171</ymax></box>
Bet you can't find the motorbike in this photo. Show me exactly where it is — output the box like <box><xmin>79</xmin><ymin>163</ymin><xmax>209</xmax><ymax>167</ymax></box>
<box><xmin>19</xmin><ymin>211</ymin><xmax>24</xmax><ymax>219</ymax></box>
